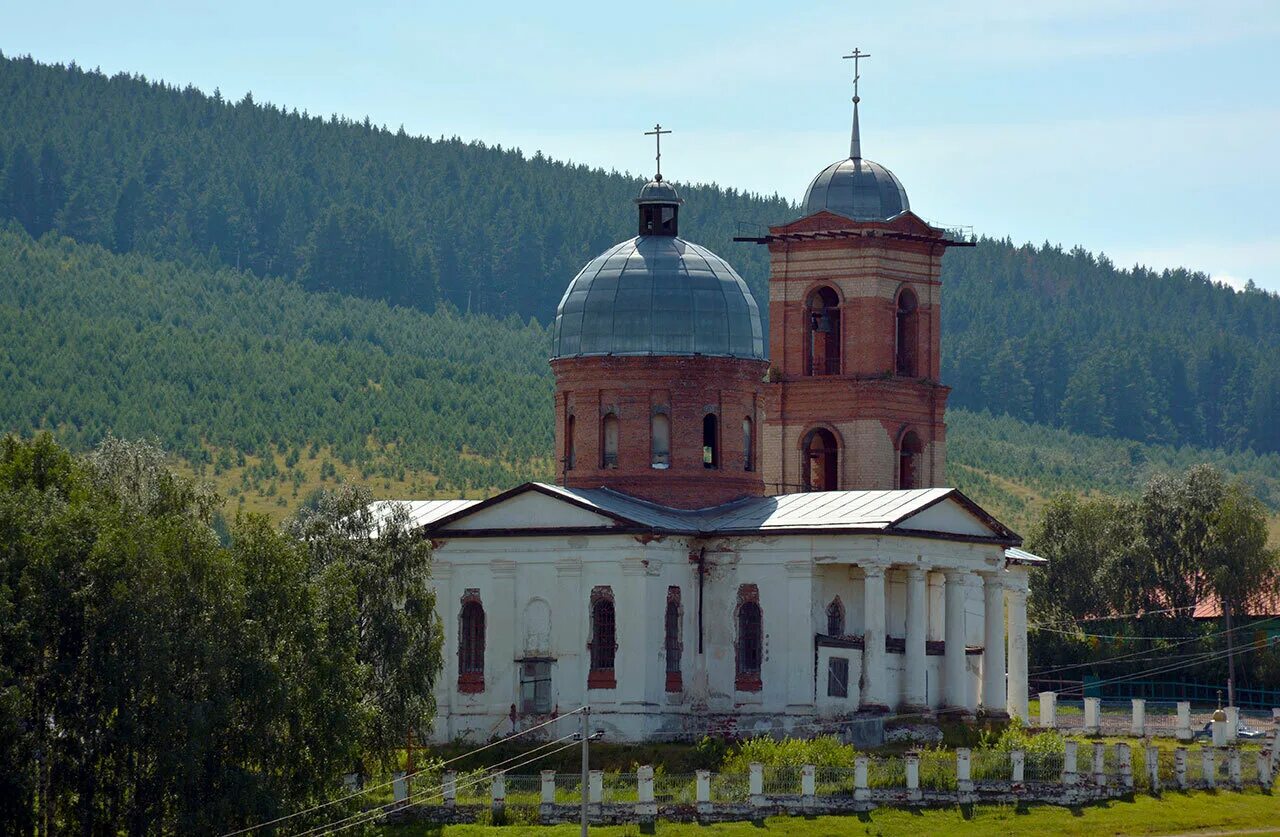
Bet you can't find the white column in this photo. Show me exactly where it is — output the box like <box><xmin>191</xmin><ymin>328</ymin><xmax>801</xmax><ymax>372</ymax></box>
<box><xmin>1131</xmin><ymin>699</ymin><xmax>1146</xmax><ymax>737</ymax></box>
<box><xmin>620</xmin><ymin>557</ymin><xmax>650</xmax><ymax>711</ymax></box>
<box><xmin>980</xmin><ymin>572</ymin><xmax>1006</xmax><ymax>716</ymax></box>
<box><xmin>1039</xmin><ymin>691</ymin><xmax>1057</xmax><ymax>728</ymax></box>
<box><xmin>433</xmin><ymin>562</ymin><xmax>455</xmax><ymax>738</ymax></box>
<box><xmin>903</xmin><ymin>566</ymin><xmax>928</xmax><ymax>711</ymax></box>
<box><xmin>490</xmin><ymin>560</ymin><xmax>517</xmax><ymax>716</ymax></box>
<box><xmin>861</xmin><ymin>563</ymin><xmax>888</xmax><ymax>711</ymax></box>
<box><xmin>942</xmin><ymin>569</ymin><xmax>968</xmax><ymax>712</ymax></box>
<box><xmin>1006</xmin><ymin>577</ymin><xmax>1029</xmax><ymax>720</ymax></box>
<box><xmin>555</xmin><ymin>559</ymin><xmax>583</xmax><ymax>706</ymax></box>
<box><xmin>786</xmin><ymin>561</ymin><xmax>816</xmax><ymax>709</ymax></box>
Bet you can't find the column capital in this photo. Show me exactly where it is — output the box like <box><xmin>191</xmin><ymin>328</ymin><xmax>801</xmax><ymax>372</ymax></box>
<box><xmin>555</xmin><ymin>557</ymin><xmax>582</xmax><ymax>577</ymax></box>
<box><xmin>903</xmin><ymin>564</ymin><xmax>930</xmax><ymax>580</ymax></box>
<box><xmin>859</xmin><ymin>561</ymin><xmax>887</xmax><ymax>578</ymax></box>
<box><xmin>621</xmin><ymin>556</ymin><xmax>648</xmax><ymax>576</ymax></box>
<box><xmin>941</xmin><ymin>567</ymin><xmax>970</xmax><ymax>582</ymax></box>
<box><xmin>977</xmin><ymin>569</ymin><xmax>1007</xmax><ymax>586</ymax></box>
<box><xmin>490</xmin><ymin>559</ymin><xmax>517</xmax><ymax>578</ymax></box>
<box><xmin>785</xmin><ymin>560</ymin><xmax>815</xmax><ymax>578</ymax></box>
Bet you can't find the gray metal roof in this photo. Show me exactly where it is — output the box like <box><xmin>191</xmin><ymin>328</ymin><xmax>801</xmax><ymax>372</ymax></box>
<box><xmin>401</xmin><ymin>482</ymin><xmax>1019</xmax><ymax>544</ymax></box>
<box><xmin>550</xmin><ymin>236</ymin><xmax>765</xmax><ymax>360</ymax></box>
<box><xmin>368</xmin><ymin>498</ymin><xmax>478</xmax><ymax>533</ymax></box>
<box><xmin>802</xmin><ymin>156</ymin><xmax>909</xmax><ymax>222</ymax></box>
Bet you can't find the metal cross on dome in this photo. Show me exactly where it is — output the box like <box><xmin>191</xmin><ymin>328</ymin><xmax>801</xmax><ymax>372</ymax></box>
<box><xmin>843</xmin><ymin>48</ymin><xmax>870</xmax><ymax>101</ymax></box>
<box><xmin>644</xmin><ymin>123</ymin><xmax>672</xmax><ymax>181</ymax></box>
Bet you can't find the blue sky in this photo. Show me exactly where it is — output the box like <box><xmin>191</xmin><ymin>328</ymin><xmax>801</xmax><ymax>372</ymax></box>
<box><xmin>4</xmin><ymin>0</ymin><xmax>1278</xmax><ymax>290</ymax></box>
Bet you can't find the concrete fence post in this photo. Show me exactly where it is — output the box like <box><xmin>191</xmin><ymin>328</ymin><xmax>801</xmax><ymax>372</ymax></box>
<box><xmin>1039</xmin><ymin>691</ymin><xmax>1057</xmax><ymax>729</ymax></box>
<box><xmin>1117</xmin><ymin>743</ymin><xmax>1133</xmax><ymax>791</ymax></box>
<box><xmin>1084</xmin><ymin>697</ymin><xmax>1102</xmax><ymax>736</ymax></box>
<box><xmin>342</xmin><ymin>773</ymin><xmax>360</xmax><ymax>793</ymax></box>
<box><xmin>1131</xmin><ymin>699</ymin><xmax>1146</xmax><ymax>737</ymax></box>
<box><xmin>854</xmin><ymin>755</ymin><xmax>870</xmax><ymax>802</ymax></box>
<box><xmin>748</xmin><ymin>762</ymin><xmax>765</xmax><ymax>808</ymax></box>
<box><xmin>1273</xmin><ymin>707</ymin><xmax>1280</xmax><ymax>724</ymax></box>
<box><xmin>1011</xmin><ymin>750</ymin><xmax>1025</xmax><ymax>785</ymax></box>
<box><xmin>1176</xmin><ymin>701</ymin><xmax>1193</xmax><ymax>741</ymax></box>
<box><xmin>1201</xmin><ymin>747</ymin><xmax>1216</xmax><ymax>790</ymax></box>
<box><xmin>695</xmin><ymin>769</ymin><xmax>711</xmax><ymax>816</ymax></box>
<box><xmin>1146</xmin><ymin>745</ymin><xmax>1160</xmax><ymax>793</ymax></box>
<box><xmin>1063</xmin><ymin>739</ymin><xmax>1078</xmax><ymax>786</ymax></box>
<box><xmin>956</xmin><ymin>748</ymin><xmax>973</xmax><ymax>797</ymax></box>
<box><xmin>491</xmin><ymin>773</ymin><xmax>506</xmax><ymax>818</ymax></box>
<box><xmin>1257</xmin><ymin>750</ymin><xmax>1272</xmax><ymax>789</ymax></box>
<box><xmin>1229</xmin><ymin>747</ymin><xmax>1243</xmax><ymax>790</ymax></box>
<box><xmin>636</xmin><ymin>765</ymin><xmax>656</xmax><ymax>821</ymax></box>
<box><xmin>1225</xmin><ymin>707</ymin><xmax>1239</xmax><ymax>742</ymax></box>
<box><xmin>905</xmin><ymin>752</ymin><xmax>922</xmax><ymax>802</ymax></box>
<box><xmin>392</xmin><ymin>771</ymin><xmax>408</xmax><ymax>804</ymax></box>
<box><xmin>1093</xmin><ymin>742</ymin><xmax>1107</xmax><ymax>788</ymax></box>
<box><xmin>1175</xmin><ymin>748</ymin><xmax>1188</xmax><ymax>790</ymax></box>
<box><xmin>540</xmin><ymin>770</ymin><xmax>556</xmax><ymax>804</ymax></box>
<box><xmin>801</xmin><ymin>764</ymin><xmax>816</xmax><ymax>800</ymax></box>
<box><xmin>589</xmin><ymin>769</ymin><xmax>603</xmax><ymax>805</ymax></box>
<box><xmin>442</xmin><ymin>771</ymin><xmax>457</xmax><ymax>807</ymax></box>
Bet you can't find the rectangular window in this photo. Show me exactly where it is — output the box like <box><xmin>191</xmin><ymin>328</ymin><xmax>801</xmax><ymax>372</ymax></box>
<box><xmin>827</xmin><ymin>657</ymin><xmax>849</xmax><ymax>698</ymax></box>
<box><xmin>520</xmin><ymin>660</ymin><xmax>553</xmax><ymax>713</ymax></box>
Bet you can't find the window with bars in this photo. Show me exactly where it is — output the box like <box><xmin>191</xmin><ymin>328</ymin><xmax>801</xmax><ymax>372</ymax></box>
<box><xmin>826</xmin><ymin>597</ymin><xmax>845</xmax><ymax>636</ymax></box>
<box><xmin>588</xmin><ymin>587</ymin><xmax>617</xmax><ymax>689</ymax></box>
<box><xmin>519</xmin><ymin>660</ymin><xmax>553</xmax><ymax>714</ymax></box>
<box><xmin>458</xmin><ymin>593</ymin><xmax>485</xmax><ymax>693</ymax></box>
<box><xmin>664</xmin><ymin>587</ymin><xmax>682</xmax><ymax>692</ymax></box>
<box><xmin>735</xmin><ymin>586</ymin><xmax>763</xmax><ymax>692</ymax></box>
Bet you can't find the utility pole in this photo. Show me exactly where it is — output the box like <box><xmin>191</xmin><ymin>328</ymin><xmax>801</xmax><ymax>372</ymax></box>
<box><xmin>580</xmin><ymin>705</ymin><xmax>590</xmax><ymax>837</ymax></box>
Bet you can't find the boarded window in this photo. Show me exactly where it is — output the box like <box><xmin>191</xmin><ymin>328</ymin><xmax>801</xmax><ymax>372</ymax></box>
<box><xmin>742</xmin><ymin>416</ymin><xmax>754</xmax><ymax>472</ymax></box>
<box><xmin>601</xmin><ymin>413</ymin><xmax>619</xmax><ymax>469</ymax></box>
<box><xmin>895</xmin><ymin>288</ymin><xmax>919</xmax><ymax>377</ymax></box>
<box><xmin>519</xmin><ymin>660</ymin><xmax>553</xmax><ymax>713</ymax></box>
<box><xmin>565</xmin><ymin>413</ymin><xmax>576</xmax><ymax>470</ymax></box>
<box><xmin>827</xmin><ymin>657</ymin><xmax>849</xmax><ymax>698</ymax></box>
<box><xmin>651</xmin><ymin>412</ymin><xmax>670</xmax><ymax>468</ymax></box>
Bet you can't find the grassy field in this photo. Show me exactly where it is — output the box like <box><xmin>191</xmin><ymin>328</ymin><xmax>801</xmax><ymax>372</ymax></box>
<box><xmin>377</xmin><ymin>791</ymin><xmax>1280</xmax><ymax>836</ymax></box>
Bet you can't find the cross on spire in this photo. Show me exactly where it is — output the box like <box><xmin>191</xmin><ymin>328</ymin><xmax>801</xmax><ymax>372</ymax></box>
<box><xmin>842</xmin><ymin>48</ymin><xmax>870</xmax><ymax>160</ymax></box>
<box><xmin>644</xmin><ymin>123</ymin><xmax>672</xmax><ymax>181</ymax></box>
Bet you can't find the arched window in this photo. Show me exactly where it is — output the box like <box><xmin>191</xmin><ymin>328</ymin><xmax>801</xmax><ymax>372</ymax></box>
<box><xmin>802</xmin><ymin>428</ymin><xmax>839</xmax><ymax>492</ymax></box>
<box><xmin>899</xmin><ymin>430</ymin><xmax>924</xmax><ymax>490</ymax></box>
<box><xmin>650</xmin><ymin>412</ymin><xmax>670</xmax><ymax>468</ymax></box>
<box><xmin>702</xmin><ymin>413</ymin><xmax>719</xmax><ymax>469</ymax></box>
<box><xmin>601</xmin><ymin>413</ymin><xmax>619</xmax><ymax>469</ymax></box>
<box><xmin>895</xmin><ymin>288</ymin><xmax>919</xmax><ymax>377</ymax></box>
<box><xmin>735</xmin><ymin>584</ymin><xmax>763</xmax><ymax>692</ymax></box>
<box><xmin>564</xmin><ymin>413</ymin><xmax>576</xmax><ymax>471</ymax></box>
<box><xmin>458</xmin><ymin>591</ymin><xmax>485</xmax><ymax>693</ymax></box>
<box><xmin>742</xmin><ymin>416</ymin><xmax>754</xmax><ymax>472</ymax></box>
<box><xmin>805</xmin><ymin>287</ymin><xmax>841</xmax><ymax>376</ymax></box>
<box><xmin>826</xmin><ymin>597</ymin><xmax>845</xmax><ymax>636</ymax></box>
<box><xmin>588</xmin><ymin>586</ymin><xmax>617</xmax><ymax>689</ymax></box>
<box><xmin>664</xmin><ymin>587</ymin><xmax>682</xmax><ymax>692</ymax></box>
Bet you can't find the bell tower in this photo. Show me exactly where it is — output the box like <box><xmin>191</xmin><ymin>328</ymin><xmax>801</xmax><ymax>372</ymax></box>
<box><xmin>744</xmin><ymin>50</ymin><xmax>972</xmax><ymax>493</ymax></box>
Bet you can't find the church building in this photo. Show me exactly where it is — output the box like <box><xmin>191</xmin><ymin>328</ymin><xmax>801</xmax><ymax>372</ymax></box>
<box><xmin>379</xmin><ymin>56</ymin><xmax>1042</xmax><ymax>742</ymax></box>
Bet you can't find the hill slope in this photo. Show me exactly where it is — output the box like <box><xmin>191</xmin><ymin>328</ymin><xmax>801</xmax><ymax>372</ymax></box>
<box><xmin>2</xmin><ymin>53</ymin><xmax>1279</xmax><ymax>462</ymax></box>
<box><xmin>4</xmin><ymin>228</ymin><xmax>1278</xmax><ymax>531</ymax></box>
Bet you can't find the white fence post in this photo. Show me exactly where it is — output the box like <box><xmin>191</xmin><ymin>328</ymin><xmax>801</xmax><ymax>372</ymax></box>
<box><xmin>1175</xmin><ymin>748</ymin><xmax>1188</xmax><ymax>790</ymax></box>
<box><xmin>1084</xmin><ymin>697</ymin><xmax>1101</xmax><ymax>736</ymax></box>
<box><xmin>1176</xmin><ymin>701</ymin><xmax>1193</xmax><ymax>741</ymax></box>
<box><xmin>695</xmin><ymin>769</ymin><xmax>711</xmax><ymax>816</ymax></box>
<box><xmin>1225</xmin><ymin>707</ymin><xmax>1239</xmax><ymax>742</ymax></box>
<box><xmin>1257</xmin><ymin>750</ymin><xmax>1272</xmax><ymax>789</ymax></box>
<box><xmin>1010</xmin><ymin>750</ymin><xmax>1025</xmax><ymax>785</ymax></box>
<box><xmin>1229</xmin><ymin>747</ymin><xmax>1243</xmax><ymax>790</ymax></box>
<box><xmin>905</xmin><ymin>752</ymin><xmax>921</xmax><ymax>802</ymax></box>
<box><xmin>392</xmin><ymin>771</ymin><xmax>408</xmax><ymax>804</ymax></box>
<box><xmin>1131</xmin><ymin>699</ymin><xmax>1146</xmax><ymax>737</ymax></box>
<box><xmin>1039</xmin><ymin>691</ymin><xmax>1057</xmax><ymax>729</ymax></box>
<box><xmin>491</xmin><ymin>773</ymin><xmax>506</xmax><ymax>817</ymax></box>
<box><xmin>589</xmin><ymin>769</ymin><xmax>603</xmax><ymax>805</ymax></box>
<box><xmin>442</xmin><ymin>771</ymin><xmax>457</xmax><ymax>808</ymax></box>
<box><xmin>748</xmin><ymin>762</ymin><xmax>765</xmax><ymax>808</ymax></box>
<box><xmin>956</xmin><ymin>748</ymin><xmax>973</xmax><ymax>797</ymax></box>
<box><xmin>540</xmin><ymin>770</ymin><xmax>556</xmax><ymax>805</ymax></box>
<box><xmin>1202</xmin><ymin>747</ymin><xmax>1216</xmax><ymax>789</ymax></box>
<box><xmin>1092</xmin><ymin>742</ymin><xmax>1106</xmax><ymax>788</ymax></box>
<box><xmin>342</xmin><ymin>773</ymin><xmax>360</xmax><ymax>793</ymax></box>
<box><xmin>1147</xmin><ymin>745</ymin><xmax>1160</xmax><ymax>793</ymax></box>
<box><xmin>1062</xmin><ymin>739</ymin><xmax>1078</xmax><ymax>786</ymax></box>
<box><xmin>1117</xmin><ymin>743</ymin><xmax>1133</xmax><ymax>790</ymax></box>
<box><xmin>636</xmin><ymin>765</ymin><xmax>656</xmax><ymax>820</ymax></box>
<box><xmin>801</xmin><ymin>764</ymin><xmax>816</xmax><ymax>801</ymax></box>
<box><xmin>854</xmin><ymin>755</ymin><xmax>870</xmax><ymax>802</ymax></box>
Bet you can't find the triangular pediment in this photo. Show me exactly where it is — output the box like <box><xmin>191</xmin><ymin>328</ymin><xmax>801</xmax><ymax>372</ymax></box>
<box><xmin>434</xmin><ymin>484</ymin><xmax>628</xmax><ymax>532</ymax></box>
<box><xmin>894</xmin><ymin>494</ymin><xmax>1011</xmax><ymax>539</ymax></box>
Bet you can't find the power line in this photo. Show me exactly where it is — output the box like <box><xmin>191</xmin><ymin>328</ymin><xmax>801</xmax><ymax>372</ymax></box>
<box><xmin>1052</xmin><ymin>636</ymin><xmax>1271</xmax><ymax>697</ymax></box>
<box><xmin>220</xmin><ymin>706</ymin><xmax>585</xmax><ymax>837</ymax></box>
<box><xmin>1030</xmin><ymin>619</ymin><xmax>1261</xmax><ymax>677</ymax></box>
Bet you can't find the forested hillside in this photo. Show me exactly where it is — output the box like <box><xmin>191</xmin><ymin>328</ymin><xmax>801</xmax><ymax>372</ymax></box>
<box><xmin>1</xmin><ymin>52</ymin><xmax>1278</xmax><ymax>463</ymax></box>
<box><xmin>3</xmin><ymin>227</ymin><xmax>1278</xmax><ymax>531</ymax></box>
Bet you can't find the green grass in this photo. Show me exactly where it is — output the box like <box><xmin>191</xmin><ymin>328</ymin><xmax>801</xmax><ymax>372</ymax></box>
<box><xmin>378</xmin><ymin>791</ymin><xmax>1280</xmax><ymax>835</ymax></box>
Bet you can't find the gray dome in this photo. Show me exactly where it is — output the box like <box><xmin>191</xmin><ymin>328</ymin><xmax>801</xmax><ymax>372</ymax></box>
<box><xmin>636</xmin><ymin>178</ymin><xmax>681</xmax><ymax>204</ymax></box>
<box><xmin>551</xmin><ymin>236</ymin><xmax>764</xmax><ymax>360</ymax></box>
<box><xmin>802</xmin><ymin>156</ymin><xmax>909</xmax><ymax>221</ymax></box>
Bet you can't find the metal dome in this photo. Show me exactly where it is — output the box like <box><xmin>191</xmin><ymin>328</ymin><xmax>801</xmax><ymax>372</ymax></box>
<box><xmin>802</xmin><ymin>156</ymin><xmax>909</xmax><ymax>221</ymax></box>
<box><xmin>551</xmin><ymin>236</ymin><xmax>765</xmax><ymax>360</ymax></box>
<box><xmin>636</xmin><ymin>178</ymin><xmax>682</xmax><ymax>205</ymax></box>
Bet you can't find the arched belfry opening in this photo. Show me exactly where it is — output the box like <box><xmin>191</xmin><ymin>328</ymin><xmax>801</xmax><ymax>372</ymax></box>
<box><xmin>895</xmin><ymin>287</ymin><xmax>919</xmax><ymax>377</ymax></box>
<box><xmin>805</xmin><ymin>287</ymin><xmax>841</xmax><ymax>376</ymax></box>
<box><xmin>802</xmin><ymin>428</ymin><xmax>839</xmax><ymax>492</ymax></box>
<box><xmin>898</xmin><ymin>429</ymin><xmax>923</xmax><ymax>489</ymax></box>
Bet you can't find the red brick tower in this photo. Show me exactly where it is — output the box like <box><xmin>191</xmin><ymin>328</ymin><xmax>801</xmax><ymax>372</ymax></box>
<box><xmin>550</xmin><ymin>136</ymin><xmax>768</xmax><ymax>509</ymax></box>
<box><xmin>746</xmin><ymin>54</ymin><xmax>971</xmax><ymax>493</ymax></box>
